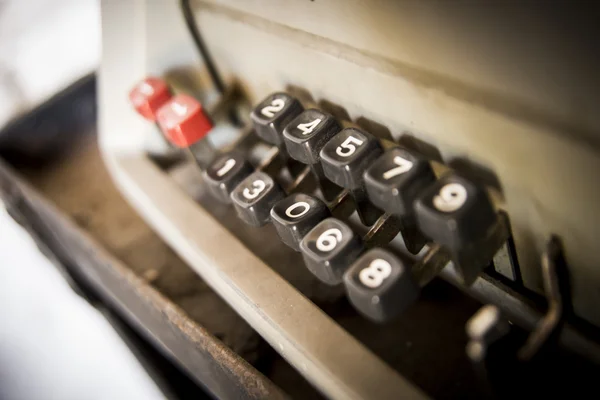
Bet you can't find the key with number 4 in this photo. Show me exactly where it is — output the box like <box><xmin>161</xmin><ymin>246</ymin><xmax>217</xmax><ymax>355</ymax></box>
<box><xmin>300</xmin><ymin>218</ymin><xmax>363</xmax><ymax>285</ymax></box>
<box><xmin>231</xmin><ymin>171</ymin><xmax>285</xmax><ymax>226</ymax></box>
<box><xmin>320</xmin><ymin>128</ymin><xmax>384</xmax><ymax>226</ymax></box>
<box><xmin>283</xmin><ymin>109</ymin><xmax>343</xmax><ymax>202</ymax></box>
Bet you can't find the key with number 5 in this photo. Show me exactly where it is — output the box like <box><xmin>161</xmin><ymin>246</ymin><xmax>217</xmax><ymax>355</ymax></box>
<box><xmin>231</xmin><ymin>171</ymin><xmax>285</xmax><ymax>226</ymax></box>
<box><xmin>320</xmin><ymin>128</ymin><xmax>384</xmax><ymax>226</ymax></box>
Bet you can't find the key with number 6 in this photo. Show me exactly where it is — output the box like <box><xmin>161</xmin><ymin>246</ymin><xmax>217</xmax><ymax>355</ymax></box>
<box><xmin>231</xmin><ymin>171</ymin><xmax>285</xmax><ymax>226</ymax></box>
<box><xmin>300</xmin><ymin>218</ymin><xmax>363</xmax><ymax>285</ymax></box>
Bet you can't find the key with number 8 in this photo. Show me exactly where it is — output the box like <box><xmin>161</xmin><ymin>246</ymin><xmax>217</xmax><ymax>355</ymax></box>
<box><xmin>251</xmin><ymin>92</ymin><xmax>305</xmax><ymax>175</ymax></box>
<box><xmin>343</xmin><ymin>248</ymin><xmax>420</xmax><ymax>322</ymax></box>
<box><xmin>231</xmin><ymin>171</ymin><xmax>285</xmax><ymax>226</ymax></box>
<box><xmin>300</xmin><ymin>218</ymin><xmax>363</xmax><ymax>285</ymax></box>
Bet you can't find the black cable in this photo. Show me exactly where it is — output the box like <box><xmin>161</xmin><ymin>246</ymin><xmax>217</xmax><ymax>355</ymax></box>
<box><xmin>180</xmin><ymin>0</ymin><xmax>226</xmax><ymax>95</ymax></box>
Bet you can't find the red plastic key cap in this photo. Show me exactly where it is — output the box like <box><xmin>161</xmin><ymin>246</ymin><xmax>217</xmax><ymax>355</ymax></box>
<box><xmin>129</xmin><ymin>77</ymin><xmax>172</xmax><ymax>121</ymax></box>
<box><xmin>156</xmin><ymin>94</ymin><xmax>213</xmax><ymax>148</ymax></box>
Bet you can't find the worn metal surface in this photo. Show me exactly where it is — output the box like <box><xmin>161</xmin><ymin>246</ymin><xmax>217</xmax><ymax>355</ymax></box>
<box><xmin>0</xmin><ymin>159</ymin><xmax>288</xmax><ymax>400</ymax></box>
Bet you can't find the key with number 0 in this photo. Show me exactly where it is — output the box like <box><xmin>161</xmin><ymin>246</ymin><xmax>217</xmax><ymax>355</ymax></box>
<box><xmin>251</xmin><ymin>93</ymin><xmax>305</xmax><ymax>176</ymax></box>
<box><xmin>271</xmin><ymin>193</ymin><xmax>331</xmax><ymax>251</ymax></box>
<box><xmin>299</xmin><ymin>218</ymin><xmax>363</xmax><ymax>285</ymax></box>
<box><xmin>283</xmin><ymin>109</ymin><xmax>343</xmax><ymax>202</ymax></box>
<box><xmin>231</xmin><ymin>171</ymin><xmax>285</xmax><ymax>226</ymax></box>
<box><xmin>320</xmin><ymin>128</ymin><xmax>384</xmax><ymax>226</ymax></box>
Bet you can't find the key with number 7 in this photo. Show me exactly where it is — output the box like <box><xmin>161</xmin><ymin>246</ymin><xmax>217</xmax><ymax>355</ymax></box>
<box><xmin>363</xmin><ymin>147</ymin><xmax>435</xmax><ymax>253</ymax></box>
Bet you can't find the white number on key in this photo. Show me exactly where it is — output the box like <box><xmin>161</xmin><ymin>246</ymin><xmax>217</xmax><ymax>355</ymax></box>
<box><xmin>285</xmin><ymin>201</ymin><xmax>311</xmax><ymax>218</ymax></box>
<box><xmin>242</xmin><ymin>180</ymin><xmax>266</xmax><ymax>200</ymax></box>
<box><xmin>260</xmin><ymin>98</ymin><xmax>286</xmax><ymax>118</ymax></box>
<box><xmin>382</xmin><ymin>156</ymin><xmax>414</xmax><ymax>180</ymax></box>
<box><xmin>433</xmin><ymin>183</ymin><xmax>468</xmax><ymax>212</ymax></box>
<box><xmin>171</xmin><ymin>102</ymin><xmax>188</xmax><ymax>117</ymax></box>
<box><xmin>335</xmin><ymin>136</ymin><xmax>364</xmax><ymax>157</ymax></box>
<box><xmin>297</xmin><ymin>118</ymin><xmax>322</xmax><ymax>135</ymax></box>
<box><xmin>139</xmin><ymin>82</ymin><xmax>154</xmax><ymax>95</ymax></box>
<box><xmin>316</xmin><ymin>228</ymin><xmax>343</xmax><ymax>252</ymax></box>
<box><xmin>359</xmin><ymin>259</ymin><xmax>392</xmax><ymax>288</ymax></box>
<box><xmin>216</xmin><ymin>158</ymin><xmax>236</xmax><ymax>177</ymax></box>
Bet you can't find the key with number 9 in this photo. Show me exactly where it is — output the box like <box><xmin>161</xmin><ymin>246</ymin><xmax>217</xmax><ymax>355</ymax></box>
<box><xmin>414</xmin><ymin>173</ymin><xmax>497</xmax><ymax>252</ymax></box>
<box><xmin>299</xmin><ymin>218</ymin><xmax>363</xmax><ymax>285</ymax></box>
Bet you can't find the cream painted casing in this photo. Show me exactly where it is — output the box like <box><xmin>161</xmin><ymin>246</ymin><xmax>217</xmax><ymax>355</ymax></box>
<box><xmin>101</xmin><ymin>0</ymin><xmax>600</xmax><ymax>348</ymax></box>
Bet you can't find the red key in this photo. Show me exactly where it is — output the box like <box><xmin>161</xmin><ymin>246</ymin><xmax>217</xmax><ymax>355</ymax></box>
<box><xmin>129</xmin><ymin>77</ymin><xmax>172</xmax><ymax>121</ymax></box>
<box><xmin>156</xmin><ymin>94</ymin><xmax>213</xmax><ymax>148</ymax></box>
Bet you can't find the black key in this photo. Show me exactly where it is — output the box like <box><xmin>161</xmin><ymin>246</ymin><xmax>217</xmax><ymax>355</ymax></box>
<box><xmin>300</xmin><ymin>218</ymin><xmax>363</xmax><ymax>285</ymax></box>
<box><xmin>203</xmin><ymin>152</ymin><xmax>254</xmax><ymax>203</ymax></box>
<box><xmin>251</xmin><ymin>92</ymin><xmax>304</xmax><ymax>175</ymax></box>
<box><xmin>363</xmin><ymin>147</ymin><xmax>435</xmax><ymax>253</ymax></box>
<box><xmin>271</xmin><ymin>193</ymin><xmax>331</xmax><ymax>251</ymax></box>
<box><xmin>414</xmin><ymin>173</ymin><xmax>497</xmax><ymax>252</ymax></box>
<box><xmin>283</xmin><ymin>109</ymin><xmax>343</xmax><ymax>201</ymax></box>
<box><xmin>320</xmin><ymin>128</ymin><xmax>384</xmax><ymax>225</ymax></box>
<box><xmin>364</xmin><ymin>147</ymin><xmax>435</xmax><ymax>217</ymax></box>
<box><xmin>344</xmin><ymin>248</ymin><xmax>419</xmax><ymax>323</ymax></box>
<box><xmin>230</xmin><ymin>171</ymin><xmax>285</xmax><ymax>226</ymax></box>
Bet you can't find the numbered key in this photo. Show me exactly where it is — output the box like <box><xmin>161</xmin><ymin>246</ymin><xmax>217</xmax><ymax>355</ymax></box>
<box><xmin>364</xmin><ymin>148</ymin><xmax>435</xmax><ymax>217</ymax></box>
<box><xmin>129</xmin><ymin>77</ymin><xmax>172</xmax><ymax>121</ymax></box>
<box><xmin>283</xmin><ymin>109</ymin><xmax>343</xmax><ymax>201</ymax></box>
<box><xmin>344</xmin><ymin>248</ymin><xmax>419</xmax><ymax>322</ymax></box>
<box><xmin>231</xmin><ymin>171</ymin><xmax>285</xmax><ymax>226</ymax></box>
<box><xmin>251</xmin><ymin>93</ymin><xmax>305</xmax><ymax>176</ymax></box>
<box><xmin>300</xmin><ymin>218</ymin><xmax>363</xmax><ymax>285</ymax></box>
<box><xmin>414</xmin><ymin>173</ymin><xmax>497</xmax><ymax>252</ymax></box>
<box><xmin>156</xmin><ymin>94</ymin><xmax>215</xmax><ymax>167</ymax></box>
<box><xmin>270</xmin><ymin>193</ymin><xmax>331</xmax><ymax>251</ymax></box>
<box><xmin>320</xmin><ymin>128</ymin><xmax>384</xmax><ymax>226</ymax></box>
<box><xmin>203</xmin><ymin>152</ymin><xmax>254</xmax><ymax>203</ymax></box>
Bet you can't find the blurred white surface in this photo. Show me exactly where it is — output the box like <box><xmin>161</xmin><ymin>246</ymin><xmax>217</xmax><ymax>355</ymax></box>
<box><xmin>0</xmin><ymin>203</ymin><xmax>165</xmax><ymax>400</ymax></box>
<box><xmin>0</xmin><ymin>0</ymin><xmax>99</xmax><ymax>129</ymax></box>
